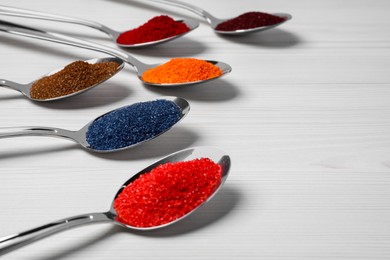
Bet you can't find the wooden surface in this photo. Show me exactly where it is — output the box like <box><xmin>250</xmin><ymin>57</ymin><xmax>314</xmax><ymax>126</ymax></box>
<box><xmin>1</xmin><ymin>0</ymin><xmax>390</xmax><ymax>259</ymax></box>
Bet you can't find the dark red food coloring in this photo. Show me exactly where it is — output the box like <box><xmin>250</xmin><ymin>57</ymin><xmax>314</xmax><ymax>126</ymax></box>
<box><xmin>117</xmin><ymin>15</ymin><xmax>190</xmax><ymax>45</ymax></box>
<box><xmin>215</xmin><ymin>11</ymin><xmax>286</xmax><ymax>31</ymax></box>
<box><xmin>114</xmin><ymin>158</ymin><xmax>222</xmax><ymax>228</ymax></box>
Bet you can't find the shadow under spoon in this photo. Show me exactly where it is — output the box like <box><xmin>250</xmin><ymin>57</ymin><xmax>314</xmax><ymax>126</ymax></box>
<box><xmin>0</xmin><ymin>146</ymin><xmax>231</xmax><ymax>256</ymax></box>
<box><xmin>0</xmin><ymin>4</ymin><xmax>199</xmax><ymax>47</ymax></box>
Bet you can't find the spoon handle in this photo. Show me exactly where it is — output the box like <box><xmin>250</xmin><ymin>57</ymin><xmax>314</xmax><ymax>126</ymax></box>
<box><xmin>0</xmin><ymin>126</ymin><xmax>78</xmax><ymax>142</ymax></box>
<box><xmin>0</xmin><ymin>20</ymin><xmax>146</xmax><ymax>72</ymax></box>
<box><xmin>0</xmin><ymin>5</ymin><xmax>120</xmax><ymax>40</ymax></box>
<box><xmin>0</xmin><ymin>212</ymin><xmax>112</xmax><ymax>256</ymax></box>
<box><xmin>148</xmin><ymin>0</ymin><xmax>219</xmax><ymax>26</ymax></box>
<box><xmin>0</xmin><ymin>79</ymin><xmax>29</xmax><ymax>94</ymax></box>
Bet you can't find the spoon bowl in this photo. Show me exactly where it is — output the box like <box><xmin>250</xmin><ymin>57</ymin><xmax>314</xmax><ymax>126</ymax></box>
<box><xmin>116</xmin><ymin>19</ymin><xmax>199</xmax><ymax>48</ymax></box>
<box><xmin>0</xmin><ymin>20</ymin><xmax>231</xmax><ymax>87</ymax></box>
<box><xmin>213</xmin><ymin>13</ymin><xmax>292</xmax><ymax>35</ymax></box>
<box><xmin>0</xmin><ymin>5</ymin><xmax>199</xmax><ymax>47</ymax></box>
<box><xmin>0</xmin><ymin>146</ymin><xmax>230</xmax><ymax>255</ymax></box>
<box><xmin>0</xmin><ymin>97</ymin><xmax>190</xmax><ymax>152</ymax></box>
<box><xmin>0</xmin><ymin>57</ymin><xmax>124</xmax><ymax>102</ymax></box>
<box><xmin>147</xmin><ymin>0</ymin><xmax>292</xmax><ymax>35</ymax></box>
<box><xmin>110</xmin><ymin>146</ymin><xmax>231</xmax><ymax>230</ymax></box>
<box><xmin>139</xmin><ymin>59</ymin><xmax>232</xmax><ymax>87</ymax></box>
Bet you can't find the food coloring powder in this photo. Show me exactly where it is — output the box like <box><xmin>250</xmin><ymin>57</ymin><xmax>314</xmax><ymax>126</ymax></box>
<box><xmin>215</xmin><ymin>12</ymin><xmax>286</xmax><ymax>31</ymax></box>
<box><xmin>114</xmin><ymin>158</ymin><xmax>222</xmax><ymax>227</ymax></box>
<box><xmin>86</xmin><ymin>100</ymin><xmax>181</xmax><ymax>151</ymax></box>
<box><xmin>117</xmin><ymin>15</ymin><xmax>190</xmax><ymax>45</ymax></box>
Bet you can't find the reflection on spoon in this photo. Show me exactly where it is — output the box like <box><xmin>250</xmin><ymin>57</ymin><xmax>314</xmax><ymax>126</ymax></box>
<box><xmin>147</xmin><ymin>0</ymin><xmax>292</xmax><ymax>34</ymax></box>
<box><xmin>0</xmin><ymin>57</ymin><xmax>124</xmax><ymax>102</ymax></box>
<box><xmin>0</xmin><ymin>146</ymin><xmax>231</xmax><ymax>256</ymax></box>
<box><xmin>0</xmin><ymin>97</ymin><xmax>190</xmax><ymax>152</ymax></box>
<box><xmin>0</xmin><ymin>20</ymin><xmax>231</xmax><ymax>87</ymax></box>
<box><xmin>0</xmin><ymin>5</ymin><xmax>199</xmax><ymax>47</ymax></box>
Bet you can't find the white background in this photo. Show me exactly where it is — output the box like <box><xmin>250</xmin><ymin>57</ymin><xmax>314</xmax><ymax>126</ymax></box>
<box><xmin>1</xmin><ymin>0</ymin><xmax>390</xmax><ymax>259</ymax></box>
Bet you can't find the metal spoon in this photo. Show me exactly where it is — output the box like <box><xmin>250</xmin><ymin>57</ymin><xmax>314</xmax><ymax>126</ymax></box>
<box><xmin>0</xmin><ymin>57</ymin><xmax>124</xmax><ymax>102</ymax></box>
<box><xmin>147</xmin><ymin>0</ymin><xmax>292</xmax><ymax>34</ymax></box>
<box><xmin>0</xmin><ymin>96</ymin><xmax>189</xmax><ymax>153</ymax></box>
<box><xmin>0</xmin><ymin>146</ymin><xmax>230</xmax><ymax>256</ymax></box>
<box><xmin>0</xmin><ymin>20</ymin><xmax>231</xmax><ymax>87</ymax></box>
<box><xmin>0</xmin><ymin>5</ymin><xmax>199</xmax><ymax>47</ymax></box>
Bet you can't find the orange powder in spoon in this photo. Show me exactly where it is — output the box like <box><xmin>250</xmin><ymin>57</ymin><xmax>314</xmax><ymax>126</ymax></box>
<box><xmin>141</xmin><ymin>58</ymin><xmax>222</xmax><ymax>84</ymax></box>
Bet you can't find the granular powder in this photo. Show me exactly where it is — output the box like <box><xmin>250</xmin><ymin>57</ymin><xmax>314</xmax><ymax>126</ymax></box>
<box><xmin>142</xmin><ymin>58</ymin><xmax>222</xmax><ymax>84</ymax></box>
<box><xmin>30</xmin><ymin>60</ymin><xmax>119</xmax><ymax>100</ymax></box>
<box><xmin>117</xmin><ymin>15</ymin><xmax>190</xmax><ymax>45</ymax></box>
<box><xmin>86</xmin><ymin>99</ymin><xmax>181</xmax><ymax>151</ymax></box>
<box><xmin>114</xmin><ymin>158</ymin><xmax>222</xmax><ymax>227</ymax></box>
<box><xmin>215</xmin><ymin>12</ymin><xmax>286</xmax><ymax>31</ymax></box>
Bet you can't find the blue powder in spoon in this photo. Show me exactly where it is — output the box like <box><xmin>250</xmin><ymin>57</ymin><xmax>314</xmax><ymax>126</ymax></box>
<box><xmin>86</xmin><ymin>100</ymin><xmax>181</xmax><ymax>151</ymax></box>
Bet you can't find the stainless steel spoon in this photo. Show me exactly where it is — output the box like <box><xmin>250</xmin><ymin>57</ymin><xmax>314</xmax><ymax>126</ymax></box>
<box><xmin>0</xmin><ymin>146</ymin><xmax>230</xmax><ymax>256</ymax></box>
<box><xmin>0</xmin><ymin>57</ymin><xmax>124</xmax><ymax>102</ymax></box>
<box><xmin>0</xmin><ymin>20</ymin><xmax>231</xmax><ymax>87</ymax></box>
<box><xmin>0</xmin><ymin>5</ymin><xmax>199</xmax><ymax>47</ymax></box>
<box><xmin>147</xmin><ymin>0</ymin><xmax>291</xmax><ymax>34</ymax></box>
<box><xmin>0</xmin><ymin>96</ymin><xmax>189</xmax><ymax>153</ymax></box>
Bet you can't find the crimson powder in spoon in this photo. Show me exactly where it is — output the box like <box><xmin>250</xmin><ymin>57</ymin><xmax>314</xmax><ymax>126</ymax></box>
<box><xmin>215</xmin><ymin>12</ymin><xmax>286</xmax><ymax>31</ymax></box>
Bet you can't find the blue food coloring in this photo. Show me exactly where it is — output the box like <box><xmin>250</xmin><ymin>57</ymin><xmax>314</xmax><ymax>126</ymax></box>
<box><xmin>86</xmin><ymin>100</ymin><xmax>181</xmax><ymax>151</ymax></box>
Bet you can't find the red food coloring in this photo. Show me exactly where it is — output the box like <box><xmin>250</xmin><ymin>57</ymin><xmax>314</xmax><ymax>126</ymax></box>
<box><xmin>114</xmin><ymin>158</ymin><xmax>222</xmax><ymax>228</ymax></box>
<box><xmin>116</xmin><ymin>15</ymin><xmax>190</xmax><ymax>45</ymax></box>
<box><xmin>215</xmin><ymin>12</ymin><xmax>286</xmax><ymax>31</ymax></box>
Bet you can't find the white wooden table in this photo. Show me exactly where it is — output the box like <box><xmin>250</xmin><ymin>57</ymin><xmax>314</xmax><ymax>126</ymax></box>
<box><xmin>1</xmin><ymin>0</ymin><xmax>390</xmax><ymax>259</ymax></box>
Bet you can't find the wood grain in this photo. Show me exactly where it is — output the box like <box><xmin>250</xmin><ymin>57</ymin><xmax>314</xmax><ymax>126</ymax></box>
<box><xmin>0</xmin><ymin>0</ymin><xmax>390</xmax><ymax>259</ymax></box>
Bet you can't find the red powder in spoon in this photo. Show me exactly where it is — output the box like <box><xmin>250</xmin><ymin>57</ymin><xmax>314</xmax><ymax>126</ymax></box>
<box><xmin>215</xmin><ymin>11</ymin><xmax>286</xmax><ymax>31</ymax></box>
<box><xmin>114</xmin><ymin>158</ymin><xmax>222</xmax><ymax>228</ymax></box>
<box><xmin>116</xmin><ymin>15</ymin><xmax>190</xmax><ymax>45</ymax></box>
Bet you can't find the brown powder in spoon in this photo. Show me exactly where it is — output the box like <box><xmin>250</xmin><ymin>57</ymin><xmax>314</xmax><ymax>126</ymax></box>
<box><xmin>30</xmin><ymin>60</ymin><xmax>119</xmax><ymax>100</ymax></box>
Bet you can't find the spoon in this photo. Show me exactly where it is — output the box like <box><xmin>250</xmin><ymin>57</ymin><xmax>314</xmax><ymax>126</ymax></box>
<box><xmin>0</xmin><ymin>57</ymin><xmax>124</xmax><ymax>102</ymax></box>
<box><xmin>146</xmin><ymin>0</ymin><xmax>291</xmax><ymax>34</ymax></box>
<box><xmin>0</xmin><ymin>20</ymin><xmax>231</xmax><ymax>87</ymax></box>
<box><xmin>0</xmin><ymin>146</ymin><xmax>230</xmax><ymax>256</ymax></box>
<box><xmin>0</xmin><ymin>96</ymin><xmax>189</xmax><ymax>153</ymax></box>
<box><xmin>0</xmin><ymin>5</ymin><xmax>199</xmax><ymax>47</ymax></box>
